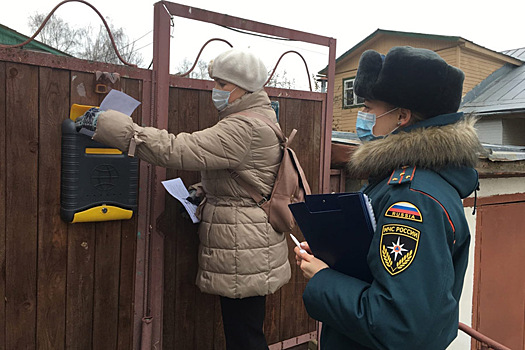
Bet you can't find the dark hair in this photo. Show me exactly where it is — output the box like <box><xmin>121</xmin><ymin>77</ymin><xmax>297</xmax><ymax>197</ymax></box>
<box><xmin>407</xmin><ymin>110</ymin><xmax>428</xmax><ymax>125</ymax></box>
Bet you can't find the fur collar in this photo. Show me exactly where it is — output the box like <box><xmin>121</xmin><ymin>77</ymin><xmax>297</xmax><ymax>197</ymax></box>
<box><xmin>348</xmin><ymin>116</ymin><xmax>484</xmax><ymax>179</ymax></box>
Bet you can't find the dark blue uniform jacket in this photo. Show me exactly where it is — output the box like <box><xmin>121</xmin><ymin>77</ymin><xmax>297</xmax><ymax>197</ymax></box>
<box><xmin>303</xmin><ymin>113</ymin><xmax>481</xmax><ymax>350</ymax></box>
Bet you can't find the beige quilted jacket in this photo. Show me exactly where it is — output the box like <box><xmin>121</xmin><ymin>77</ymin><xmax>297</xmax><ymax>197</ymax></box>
<box><xmin>93</xmin><ymin>89</ymin><xmax>291</xmax><ymax>298</ymax></box>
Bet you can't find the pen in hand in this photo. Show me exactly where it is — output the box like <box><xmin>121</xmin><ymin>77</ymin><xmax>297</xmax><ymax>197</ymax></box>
<box><xmin>290</xmin><ymin>233</ymin><xmax>306</xmax><ymax>253</ymax></box>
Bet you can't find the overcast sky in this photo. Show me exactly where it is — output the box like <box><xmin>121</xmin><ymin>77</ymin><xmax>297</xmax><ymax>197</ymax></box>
<box><xmin>2</xmin><ymin>0</ymin><xmax>524</xmax><ymax>90</ymax></box>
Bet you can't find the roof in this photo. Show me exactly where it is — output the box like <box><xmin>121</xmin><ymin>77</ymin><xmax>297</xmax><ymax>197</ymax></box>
<box><xmin>332</xmin><ymin>130</ymin><xmax>361</xmax><ymax>145</ymax></box>
<box><xmin>482</xmin><ymin>143</ymin><xmax>525</xmax><ymax>161</ymax></box>
<box><xmin>0</xmin><ymin>23</ymin><xmax>71</xmax><ymax>56</ymax></box>
<box><xmin>318</xmin><ymin>29</ymin><xmax>462</xmax><ymax>75</ymax></box>
<box><xmin>502</xmin><ymin>48</ymin><xmax>525</xmax><ymax>61</ymax></box>
<box><xmin>461</xmin><ymin>59</ymin><xmax>525</xmax><ymax>115</ymax></box>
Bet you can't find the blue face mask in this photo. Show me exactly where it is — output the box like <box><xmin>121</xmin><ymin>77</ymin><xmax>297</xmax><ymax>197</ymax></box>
<box><xmin>212</xmin><ymin>87</ymin><xmax>236</xmax><ymax>111</ymax></box>
<box><xmin>356</xmin><ymin>108</ymin><xmax>399</xmax><ymax>142</ymax></box>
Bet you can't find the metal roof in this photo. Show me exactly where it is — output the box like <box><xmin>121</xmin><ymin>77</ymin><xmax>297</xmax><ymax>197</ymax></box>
<box><xmin>0</xmin><ymin>23</ymin><xmax>71</xmax><ymax>57</ymax></box>
<box><xmin>460</xmin><ymin>55</ymin><xmax>525</xmax><ymax>115</ymax></box>
<box><xmin>481</xmin><ymin>143</ymin><xmax>525</xmax><ymax>161</ymax></box>
<box><xmin>332</xmin><ymin>130</ymin><xmax>361</xmax><ymax>145</ymax></box>
<box><xmin>502</xmin><ymin>48</ymin><xmax>525</xmax><ymax>61</ymax></box>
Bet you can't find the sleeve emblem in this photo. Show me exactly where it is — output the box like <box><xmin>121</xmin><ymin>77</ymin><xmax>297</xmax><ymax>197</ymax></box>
<box><xmin>385</xmin><ymin>201</ymin><xmax>422</xmax><ymax>222</ymax></box>
<box><xmin>380</xmin><ymin>224</ymin><xmax>420</xmax><ymax>276</ymax></box>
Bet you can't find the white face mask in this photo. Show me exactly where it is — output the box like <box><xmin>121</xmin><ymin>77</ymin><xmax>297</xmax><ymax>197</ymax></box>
<box><xmin>212</xmin><ymin>87</ymin><xmax>236</xmax><ymax>111</ymax></box>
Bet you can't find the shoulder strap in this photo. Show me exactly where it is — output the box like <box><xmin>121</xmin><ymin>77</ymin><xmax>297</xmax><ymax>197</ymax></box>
<box><xmin>228</xmin><ymin>169</ymin><xmax>268</xmax><ymax>207</ymax></box>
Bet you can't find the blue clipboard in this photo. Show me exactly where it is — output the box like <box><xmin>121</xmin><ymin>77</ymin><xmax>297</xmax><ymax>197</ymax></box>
<box><xmin>289</xmin><ymin>192</ymin><xmax>375</xmax><ymax>283</ymax></box>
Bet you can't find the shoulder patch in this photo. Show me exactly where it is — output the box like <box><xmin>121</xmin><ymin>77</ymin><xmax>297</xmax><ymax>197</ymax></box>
<box><xmin>380</xmin><ymin>224</ymin><xmax>420</xmax><ymax>276</ymax></box>
<box><xmin>385</xmin><ymin>201</ymin><xmax>423</xmax><ymax>222</ymax></box>
<box><xmin>388</xmin><ymin>166</ymin><xmax>416</xmax><ymax>185</ymax></box>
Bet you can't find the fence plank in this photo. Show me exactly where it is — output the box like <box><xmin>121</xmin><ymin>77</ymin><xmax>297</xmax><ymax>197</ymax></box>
<box><xmin>5</xmin><ymin>62</ymin><xmax>39</xmax><ymax>349</ymax></box>
<box><xmin>162</xmin><ymin>87</ymin><xmax>181</xmax><ymax>349</ymax></box>
<box><xmin>37</xmin><ymin>67</ymin><xmax>70</xmax><ymax>350</ymax></box>
<box><xmin>65</xmin><ymin>71</ymin><xmax>98</xmax><ymax>349</ymax></box>
<box><xmin>278</xmin><ymin>97</ymin><xmax>306</xmax><ymax>341</ymax></box>
<box><xmin>93</xmin><ymin>221</ymin><xmax>122</xmax><ymax>349</ymax></box>
<box><xmin>265</xmin><ymin>290</ymin><xmax>282</xmax><ymax>344</ymax></box>
<box><xmin>118</xmin><ymin>217</ymin><xmax>137</xmax><ymax>350</ymax></box>
<box><xmin>213</xmin><ymin>297</ymin><xmax>226</xmax><ymax>349</ymax></box>
<box><xmin>65</xmin><ymin>221</ymin><xmax>95</xmax><ymax>349</ymax></box>
<box><xmin>173</xmin><ymin>88</ymin><xmax>201</xmax><ymax>348</ymax></box>
<box><xmin>0</xmin><ymin>61</ymin><xmax>6</xmax><ymax>350</ymax></box>
<box><xmin>117</xmin><ymin>78</ymin><xmax>142</xmax><ymax>350</ymax></box>
<box><xmin>293</xmin><ymin>99</ymin><xmax>320</xmax><ymax>336</ymax></box>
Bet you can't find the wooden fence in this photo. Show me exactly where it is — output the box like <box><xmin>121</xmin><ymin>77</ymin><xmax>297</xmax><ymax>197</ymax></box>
<box><xmin>0</xmin><ymin>48</ymin><xmax>326</xmax><ymax>349</ymax></box>
<box><xmin>0</xmin><ymin>52</ymin><xmax>146</xmax><ymax>349</ymax></box>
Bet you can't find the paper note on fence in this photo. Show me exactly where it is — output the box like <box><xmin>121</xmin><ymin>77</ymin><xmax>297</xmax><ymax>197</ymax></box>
<box><xmin>161</xmin><ymin>178</ymin><xmax>200</xmax><ymax>224</ymax></box>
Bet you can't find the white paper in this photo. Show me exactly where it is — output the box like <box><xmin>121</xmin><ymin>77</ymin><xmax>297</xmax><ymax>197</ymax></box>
<box><xmin>363</xmin><ymin>193</ymin><xmax>377</xmax><ymax>231</ymax></box>
<box><xmin>161</xmin><ymin>178</ymin><xmax>200</xmax><ymax>224</ymax></box>
<box><xmin>100</xmin><ymin>89</ymin><xmax>141</xmax><ymax>116</ymax></box>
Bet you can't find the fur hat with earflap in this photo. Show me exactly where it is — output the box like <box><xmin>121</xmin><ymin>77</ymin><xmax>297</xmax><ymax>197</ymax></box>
<box><xmin>208</xmin><ymin>48</ymin><xmax>268</xmax><ymax>92</ymax></box>
<box><xmin>354</xmin><ymin>46</ymin><xmax>465</xmax><ymax>118</ymax></box>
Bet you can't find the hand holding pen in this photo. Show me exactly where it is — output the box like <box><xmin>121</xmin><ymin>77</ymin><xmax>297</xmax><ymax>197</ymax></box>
<box><xmin>290</xmin><ymin>234</ymin><xmax>328</xmax><ymax>279</ymax></box>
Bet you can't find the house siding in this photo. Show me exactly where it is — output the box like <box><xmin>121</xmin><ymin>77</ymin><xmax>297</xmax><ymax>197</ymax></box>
<box><xmin>502</xmin><ymin>118</ymin><xmax>525</xmax><ymax>146</ymax></box>
<box><xmin>458</xmin><ymin>49</ymin><xmax>504</xmax><ymax>93</ymax></box>
<box><xmin>476</xmin><ymin>119</ymin><xmax>503</xmax><ymax>144</ymax></box>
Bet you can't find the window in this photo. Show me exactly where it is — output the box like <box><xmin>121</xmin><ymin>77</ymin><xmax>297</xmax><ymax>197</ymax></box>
<box><xmin>343</xmin><ymin>78</ymin><xmax>364</xmax><ymax>108</ymax></box>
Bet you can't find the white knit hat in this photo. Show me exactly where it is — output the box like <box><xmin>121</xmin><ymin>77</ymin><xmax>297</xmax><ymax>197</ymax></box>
<box><xmin>208</xmin><ymin>48</ymin><xmax>268</xmax><ymax>92</ymax></box>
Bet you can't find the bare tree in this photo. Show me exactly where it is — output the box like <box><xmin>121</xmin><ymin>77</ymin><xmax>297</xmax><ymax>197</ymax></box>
<box><xmin>28</xmin><ymin>13</ymin><xmax>86</xmax><ymax>55</ymax></box>
<box><xmin>175</xmin><ymin>58</ymin><xmax>210</xmax><ymax>79</ymax></box>
<box><xmin>28</xmin><ymin>13</ymin><xmax>143</xmax><ymax>67</ymax></box>
<box><xmin>174</xmin><ymin>59</ymin><xmax>297</xmax><ymax>89</ymax></box>
<box><xmin>266</xmin><ymin>69</ymin><xmax>295</xmax><ymax>89</ymax></box>
<box><xmin>80</xmin><ymin>21</ymin><xmax>144</xmax><ymax>66</ymax></box>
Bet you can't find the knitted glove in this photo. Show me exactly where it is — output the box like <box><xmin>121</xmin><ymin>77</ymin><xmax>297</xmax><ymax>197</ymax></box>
<box><xmin>75</xmin><ymin>107</ymin><xmax>102</xmax><ymax>132</ymax></box>
<box><xmin>186</xmin><ymin>188</ymin><xmax>204</xmax><ymax>206</ymax></box>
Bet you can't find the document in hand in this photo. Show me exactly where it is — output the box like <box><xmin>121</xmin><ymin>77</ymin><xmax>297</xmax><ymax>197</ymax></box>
<box><xmin>161</xmin><ymin>178</ymin><xmax>200</xmax><ymax>224</ymax></box>
<box><xmin>289</xmin><ymin>192</ymin><xmax>376</xmax><ymax>283</ymax></box>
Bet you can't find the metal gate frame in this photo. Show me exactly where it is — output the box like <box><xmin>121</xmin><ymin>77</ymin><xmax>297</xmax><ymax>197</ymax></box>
<box><xmin>141</xmin><ymin>2</ymin><xmax>337</xmax><ymax>348</ymax></box>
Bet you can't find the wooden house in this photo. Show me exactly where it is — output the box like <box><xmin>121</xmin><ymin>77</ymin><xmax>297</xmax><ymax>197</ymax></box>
<box><xmin>322</xmin><ymin>29</ymin><xmax>522</xmax><ymax>132</ymax></box>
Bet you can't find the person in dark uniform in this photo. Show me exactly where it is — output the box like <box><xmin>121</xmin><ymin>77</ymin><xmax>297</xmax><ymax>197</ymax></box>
<box><xmin>294</xmin><ymin>46</ymin><xmax>484</xmax><ymax>350</ymax></box>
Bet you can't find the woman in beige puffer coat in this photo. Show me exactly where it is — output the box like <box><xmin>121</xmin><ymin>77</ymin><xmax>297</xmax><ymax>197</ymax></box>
<box><xmin>76</xmin><ymin>48</ymin><xmax>291</xmax><ymax>350</ymax></box>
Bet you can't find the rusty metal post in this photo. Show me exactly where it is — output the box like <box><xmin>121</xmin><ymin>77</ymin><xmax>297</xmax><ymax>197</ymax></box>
<box><xmin>458</xmin><ymin>322</ymin><xmax>512</xmax><ymax>350</ymax></box>
<box><xmin>322</xmin><ymin>38</ymin><xmax>336</xmax><ymax>194</ymax></box>
<box><xmin>136</xmin><ymin>2</ymin><xmax>171</xmax><ymax>350</ymax></box>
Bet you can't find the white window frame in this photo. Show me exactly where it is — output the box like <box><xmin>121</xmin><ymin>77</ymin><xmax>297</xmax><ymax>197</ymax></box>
<box><xmin>343</xmin><ymin>77</ymin><xmax>364</xmax><ymax>108</ymax></box>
